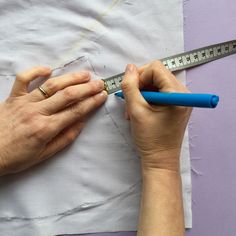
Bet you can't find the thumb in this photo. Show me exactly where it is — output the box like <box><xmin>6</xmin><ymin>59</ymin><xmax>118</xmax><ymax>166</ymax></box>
<box><xmin>121</xmin><ymin>64</ymin><xmax>145</xmax><ymax>111</ymax></box>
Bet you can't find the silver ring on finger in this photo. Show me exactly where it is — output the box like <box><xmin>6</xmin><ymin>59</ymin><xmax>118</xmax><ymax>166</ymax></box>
<box><xmin>38</xmin><ymin>86</ymin><xmax>49</xmax><ymax>98</ymax></box>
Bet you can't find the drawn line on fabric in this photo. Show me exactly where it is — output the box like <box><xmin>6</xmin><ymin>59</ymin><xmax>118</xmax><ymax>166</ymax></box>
<box><xmin>0</xmin><ymin>55</ymin><xmax>130</xmax><ymax>147</ymax></box>
<box><xmin>0</xmin><ymin>2</ymin><xmax>138</xmax><ymax>224</ymax></box>
<box><xmin>0</xmin><ymin>0</ymin><xmax>121</xmax><ymax>78</ymax></box>
<box><xmin>53</xmin><ymin>0</ymin><xmax>121</xmax><ymax>69</ymax></box>
<box><xmin>87</xmin><ymin>58</ymin><xmax>99</xmax><ymax>76</ymax></box>
<box><xmin>0</xmin><ymin>0</ymin><xmax>121</xmax><ymax>77</ymax></box>
<box><xmin>0</xmin><ymin>179</ymin><xmax>141</xmax><ymax>222</ymax></box>
<box><xmin>84</xmin><ymin>57</ymin><xmax>135</xmax><ymax>152</ymax></box>
<box><xmin>0</xmin><ymin>74</ymin><xmax>15</xmax><ymax>77</ymax></box>
<box><xmin>104</xmin><ymin>105</ymin><xmax>137</xmax><ymax>155</ymax></box>
<box><xmin>52</xmin><ymin>56</ymin><xmax>85</xmax><ymax>72</ymax></box>
<box><xmin>85</xmin><ymin>50</ymin><xmax>136</xmax><ymax>153</ymax></box>
<box><xmin>0</xmin><ymin>56</ymin><xmax>86</xmax><ymax>78</ymax></box>
<box><xmin>124</xmin><ymin>0</ymin><xmax>134</xmax><ymax>6</ymax></box>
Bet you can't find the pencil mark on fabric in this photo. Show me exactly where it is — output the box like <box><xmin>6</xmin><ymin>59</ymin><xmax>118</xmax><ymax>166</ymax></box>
<box><xmin>54</xmin><ymin>0</ymin><xmax>121</xmax><ymax>69</ymax></box>
<box><xmin>104</xmin><ymin>105</ymin><xmax>136</xmax><ymax>154</ymax></box>
<box><xmin>0</xmin><ymin>179</ymin><xmax>141</xmax><ymax>223</ymax></box>
<box><xmin>0</xmin><ymin>74</ymin><xmax>15</xmax><ymax>77</ymax></box>
<box><xmin>0</xmin><ymin>56</ymin><xmax>85</xmax><ymax>79</ymax></box>
<box><xmin>86</xmin><ymin>58</ymin><xmax>99</xmax><ymax>76</ymax></box>
<box><xmin>1</xmin><ymin>0</ymin><xmax>121</xmax><ymax>79</ymax></box>
<box><xmin>52</xmin><ymin>56</ymin><xmax>85</xmax><ymax>72</ymax></box>
<box><xmin>123</xmin><ymin>0</ymin><xmax>133</xmax><ymax>5</ymax></box>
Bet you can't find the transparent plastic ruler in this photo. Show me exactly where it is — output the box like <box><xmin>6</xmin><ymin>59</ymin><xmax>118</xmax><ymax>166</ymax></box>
<box><xmin>103</xmin><ymin>40</ymin><xmax>236</xmax><ymax>94</ymax></box>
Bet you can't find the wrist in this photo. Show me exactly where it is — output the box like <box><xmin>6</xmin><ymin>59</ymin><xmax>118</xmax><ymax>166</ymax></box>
<box><xmin>140</xmin><ymin>149</ymin><xmax>181</xmax><ymax>173</ymax></box>
<box><xmin>141</xmin><ymin>165</ymin><xmax>182</xmax><ymax>195</ymax></box>
<box><xmin>138</xmin><ymin>155</ymin><xmax>184</xmax><ymax>236</ymax></box>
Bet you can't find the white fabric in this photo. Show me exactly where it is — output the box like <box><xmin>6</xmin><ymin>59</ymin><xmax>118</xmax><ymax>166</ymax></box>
<box><xmin>0</xmin><ymin>0</ymin><xmax>192</xmax><ymax>235</ymax></box>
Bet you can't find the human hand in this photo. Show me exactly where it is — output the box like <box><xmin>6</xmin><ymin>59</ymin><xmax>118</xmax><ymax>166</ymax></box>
<box><xmin>121</xmin><ymin>61</ymin><xmax>192</xmax><ymax>172</ymax></box>
<box><xmin>0</xmin><ymin>67</ymin><xmax>107</xmax><ymax>176</ymax></box>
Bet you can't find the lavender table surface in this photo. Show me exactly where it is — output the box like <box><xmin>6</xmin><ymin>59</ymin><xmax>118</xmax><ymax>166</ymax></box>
<box><xmin>76</xmin><ymin>1</ymin><xmax>236</xmax><ymax>235</ymax></box>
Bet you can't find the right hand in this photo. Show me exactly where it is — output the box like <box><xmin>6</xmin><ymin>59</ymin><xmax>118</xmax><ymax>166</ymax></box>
<box><xmin>121</xmin><ymin>61</ymin><xmax>192</xmax><ymax>172</ymax></box>
<box><xmin>0</xmin><ymin>67</ymin><xmax>107</xmax><ymax>176</ymax></box>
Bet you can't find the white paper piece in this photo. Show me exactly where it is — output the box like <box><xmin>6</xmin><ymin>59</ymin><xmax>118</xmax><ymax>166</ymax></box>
<box><xmin>0</xmin><ymin>0</ymin><xmax>192</xmax><ymax>235</ymax></box>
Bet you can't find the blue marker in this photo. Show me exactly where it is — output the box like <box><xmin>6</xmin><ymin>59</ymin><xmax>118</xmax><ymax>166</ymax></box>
<box><xmin>115</xmin><ymin>91</ymin><xmax>219</xmax><ymax>108</ymax></box>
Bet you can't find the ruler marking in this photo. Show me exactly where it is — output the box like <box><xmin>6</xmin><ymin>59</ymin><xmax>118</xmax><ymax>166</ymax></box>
<box><xmin>103</xmin><ymin>40</ymin><xmax>236</xmax><ymax>94</ymax></box>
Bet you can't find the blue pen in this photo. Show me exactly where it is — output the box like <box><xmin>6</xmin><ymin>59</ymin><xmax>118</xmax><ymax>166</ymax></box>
<box><xmin>115</xmin><ymin>91</ymin><xmax>219</xmax><ymax>108</ymax></box>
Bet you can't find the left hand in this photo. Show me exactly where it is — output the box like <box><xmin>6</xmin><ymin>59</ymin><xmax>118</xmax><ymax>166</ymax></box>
<box><xmin>0</xmin><ymin>66</ymin><xmax>107</xmax><ymax>176</ymax></box>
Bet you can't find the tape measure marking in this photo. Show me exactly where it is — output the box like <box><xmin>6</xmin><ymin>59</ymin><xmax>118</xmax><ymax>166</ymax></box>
<box><xmin>103</xmin><ymin>40</ymin><xmax>236</xmax><ymax>94</ymax></box>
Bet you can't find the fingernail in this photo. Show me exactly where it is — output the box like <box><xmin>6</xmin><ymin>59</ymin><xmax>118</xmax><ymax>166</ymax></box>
<box><xmin>95</xmin><ymin>90</ymin><xmax>108</xmax><ymax>99</ymax></box>
<box><xmin>125</xmin><ymin>64</ymin><xmax>135</xmax><ymax>74</ymax></box>
<box><xmin>101</xmin><ymin>90</ymin><xmax>108</xmax><ymax>97</ymax></box>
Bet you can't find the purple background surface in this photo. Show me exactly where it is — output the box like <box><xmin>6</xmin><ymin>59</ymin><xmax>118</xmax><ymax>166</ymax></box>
<box><xmin>75</xmin><ymin>1</ymin><xmax>236</xmax><ymax>235</ymax></box>
<box><xmin>185</xmin><ymin>0</ymin><xmax>236</xmax><ymax>235</ymax></box>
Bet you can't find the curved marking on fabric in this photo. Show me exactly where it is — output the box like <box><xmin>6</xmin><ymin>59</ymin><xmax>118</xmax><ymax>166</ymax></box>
<box><xmin>0</xmin><ymin>179</ymin><xmax>141</xmax><ymax>222</ymax></box>
<box><xmin>53</xmin><ymin>0</ymin><xmax>121</xmax><ymax>69</ymax></box>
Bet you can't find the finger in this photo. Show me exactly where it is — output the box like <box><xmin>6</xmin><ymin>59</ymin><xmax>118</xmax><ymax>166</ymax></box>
<box><xmin>51</xmin><ymin>90</ymin><xmax>107</xmax><ymax>131</ymax></box>
<box><xmin>10</xmin><ymin>66</ymin><xmax>52</xmax><ymax>97</ymax></box>
<box><xmin>138</xmin><ymin>63</ymin><xmax>149</xmax><ymax>74</ymax></box>
<box><xmin>39</xmin><ymin>79</ymin><xmax>105</xmax><ymax>114</ymax></box>
<box><xmin>121</xmin><ymin>64</ymin><xmax>146</xmax><ymax>111</ymax></box>
<box><xmin>139</xmin><ymin>60</ymin><xmax>188</xmax><ymax>92</ymax></box>
<box><xmin>38</xmin><ymin>122</ymin><xmax>85</xmax><ymax>161</ymax></box>
<box><xmin>30</xmin><ymin>71</ymin><xmax>90</xmax><ymax>101</ymax></box>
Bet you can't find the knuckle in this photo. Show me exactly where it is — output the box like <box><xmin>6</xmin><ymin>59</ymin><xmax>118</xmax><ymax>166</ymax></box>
<box><xmin>45</xmin><ymin>79</ymin><xmax>57</xmax><ymax>93</ymax></box>
<box><xmin>90</xmin><ymin>96</ymin><xmax>101</xmax><ymax>108</ymax></box>
<box><xmin>151</xmin><ymin>60</ymin><xmax>163</xmax><ymax>69</ymax></box>
<box><xmin>16</xmin><ymin>73</ymin><xmax>25</xmax><ymax>82</ymax></box>
<box><xmin>69</xmin><ymin>104</ymin><xmax>85</xmax><ymax>118</ymax></box>
<box><xmin>66</xmin><ymin>130</ymin><xmax>78</xmax><ymax>143</ymax></box>
<box><xmin>63</xmin><ymin>87</ymin><xmax>77</xmax><ymax>102</ymax></box>
<box><xmin>31</xmin><ymin>119</ymin><xmax>48</xmax><ymax>142</ymax></box>
<box><xmin>32</xmin><ymin>66</ymin><xmax>44</xmax><ymax>71</ymax></box>
<box><xmin>151</xmin><ymin>60</ymin><xmax>170</xmax><ymax>76</ymax></box>
<box><xmin>33</xmin><ymin>66</ymin><xmax>51</xmax><ymax>75</ymax></box>
<box><xmin>129</xmin><ymin>106</ymin><xmax>145</xmax><ymax>122</ymax></box>
<box><xmin>89</xmin><ymin>81</ymin><xmax>100</xmax><ymax>93</ymax></box>
<box><xmin>121</xmin><ymin>80</ymin><xmax>131</xmax><ymax>92</ymax></box>
<box><xmin>71</xmin><ymin>72</ymin><xmax>90</xmax><ymax>81</ymax></box>
<box><xmin>71</xmin><ymin>72</ymin><xmax>81</xmax><ymax>79</ymax></box>
<box><xmin>152</xmin><ymin>66</ymin><xmax>166</xmax><ymax>76</ymax></box>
